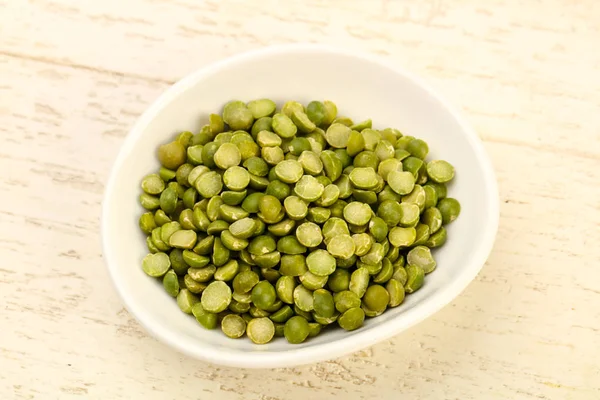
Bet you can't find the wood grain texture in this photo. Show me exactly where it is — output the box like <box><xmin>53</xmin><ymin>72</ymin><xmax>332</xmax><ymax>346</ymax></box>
<box><xmin>1</xmin><ymin>0</ymin><xmax>599</xmax><ymax>399</ymax></box>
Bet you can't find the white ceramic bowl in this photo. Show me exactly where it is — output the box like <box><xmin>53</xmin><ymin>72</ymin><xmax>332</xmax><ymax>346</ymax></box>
<box><xmin>102</xmin><ymin>44</ymin><xmax>499</xmax><ymax>368</ymax></box>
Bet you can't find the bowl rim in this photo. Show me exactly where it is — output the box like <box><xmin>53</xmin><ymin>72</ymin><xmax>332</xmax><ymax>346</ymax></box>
<box><xmin>102</xmin><ymin>43</ymin><xmax>499</xmax><ymax>368</ymax></box>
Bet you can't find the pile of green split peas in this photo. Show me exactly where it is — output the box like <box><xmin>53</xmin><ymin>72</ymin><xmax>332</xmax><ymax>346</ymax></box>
<box><xmin>138</xmin><ymin>99</ymin><xmax>460</xmax><ymax>344</ymax></box>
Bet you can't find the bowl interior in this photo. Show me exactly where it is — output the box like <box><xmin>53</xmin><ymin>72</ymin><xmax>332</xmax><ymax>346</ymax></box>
<box><xmin>103</xmin><ymin>46</ymin><xmax>498</xmax><ymax>368</ymax></box>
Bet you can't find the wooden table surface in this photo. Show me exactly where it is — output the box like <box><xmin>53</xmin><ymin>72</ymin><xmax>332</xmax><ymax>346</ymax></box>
<box><xmin>2</xmin><ymin>1</ymin><xmax>599</xmax><ymax>399</ymax></box>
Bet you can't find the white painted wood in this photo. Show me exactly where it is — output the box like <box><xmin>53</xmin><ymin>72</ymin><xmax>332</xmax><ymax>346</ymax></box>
<box><xmin>1</xmin><ymin>0</ymin><xmax>599</xmax><ymax>398</ymax></box>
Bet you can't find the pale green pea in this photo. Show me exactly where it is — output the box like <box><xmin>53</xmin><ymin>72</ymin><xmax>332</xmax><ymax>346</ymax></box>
<box><xmin>261</xmin><ymin>146</ymin><xmax>284</xmax><ymax>165</ymax></box>
<box><xmin>333</xmin><ymin>174</ymin><xmax>352</xmax><ymax>199</ymax></box>
<box><xmin>343</xmin><ymin>202</ymin><xmax>372</xmax><ymax>226</ymax></box>
<box><xmin>249</xmin><ymin>305</ymin><xmax>271</xmax><ymax>318</ymax></box>
<box><xmin>307</xmin><ymin>207</ymin><xmax>331</xmax><ymax>224</ymax></box>
<box><xmin>222</xmin><ymin>166</ymin><xmax>249</xmax><ymax>191</ymax></box>
<box><xmin>177</xmin><ymin>289</ymin><xmax>199</xmax><ymax>314</ymax></box>
<box><xmin>423</xmin><ymin>184</ymin><xmax>438</xmax><ymax>209</ymax></box>
<box><xmin>160</xmin><ymin>221</ymin><xmax>181</xmax><ymax>244</ymax></box>
<box><xmin>272</xmin><ymin>113</ymin><xmax>297</xmax><ymax>138</ymax></box>
<box><xmin>407</xmin><ymin>245</ymin><xmax>437</xmax><ymax>273</ymax></box>
<box><xmin>388</xmin><ymin>170</ymin><xmax>415</xmax><ymax>195</ymax></box>
<box><xmin>223</xmin><ymin>100</ymin><xmax>254</xmax><ymax>131</ymax></box>
<box><xmin>359</xmin><ymin>129</ymin><xmax>380</xmax><ymax>151</ymax></box>
<box><xmin>325</xmin><ymin>123</ymin><xmax>351</xmax><ymax>148</ymax></box>
<box><xmin>404</xmin><ymin>264</ymin><xmax>425</xmax><ymax>293</ymax></box>
<box><xmin>247</xmin><ymin>99</ymin><xmax>276</xmax><ymax>119</ymax></box>
<box><xmin>294</xmin><ymin>175</ymin><xmax>325</xmax><ymax>202</ymax></box>
<box><xmin>375</xmin><ymin>140</ymin><xmax>395</xmax><ymax>161</ymax></box>
<box><xmin>399</xmin><ymin>203</ymin><xmax>420</xmax><ymax>227</ymax></box>
<box><xmin>158</xmin><ymin>141</ymin><xmax>187</xmax><ymax>170</ymax></box>
<box><xmin>293</xmin><ymin>285</ymin><xmax>314</xmax><ymax>312</ymax></box>
<box><xmin>329</xmin><ymin>199</ymin><xmax>348</xmax><ymax>218</ymax></box>
<box><xmin>169</xmin><ymin>230</ymin><xmax>197</xmax><ymax>249</ymax></box>
<box><xmin>221</xmin><ymin>314</ymin><xmax>246</xmax><ymax>339</ymax></box>
<box><xmin>314</xmin><ymin>184</ymin><xmax>340</xmax><ymax>207</ymax></box>
<box><xmin>386</xmin><ymin>279</ymin><xmax>405</xmax><ymax>307</ymax></box>
<box><xmin>427</xmin><ymin>160</ymin><xmax>455</xmax><ymax>183</ymax></box>
<box><xmin>326</xmin><ymin>235</ymin><xmax>355</xmax><ymax>259</ymax></box>
<box><xmin>336</xmin><ymin>254</ymin><xmax>357</xmax><ymax>269</ymax></box>
<box><xmin>422</xmin><ymin>207</ymin><xmax>443</xmax><ymax>234</ymax></box>
<box><xmin>188</xmin><ymin>265</ymin><xmax>216</xmax><ymax>282</ymax></box>
<box><xmin>220</xmin><ymin>230</ymin><xmax>248</xmax><ymax>251</ymax></box>
<box><xmin>195</xmin><ymin>171</ymin><xmax>223</xmax><ymax>198</ymax></box>
<box><xmin>320</xmin><ymin>150</ymin><xmax>343</xmax><ymax>182</ymax></box>
<box><xmin>299</xmin><ymin>271</ymin><xmax>328</xmax><ymax>290</ymax></box>
<box><xmin>213</xmin><ymin>143</ymin><xmax>241</xmax><ymax>169</ymax></box>
<box><xmin>360</xmin><ymin>242</ymin><xmax>385</xmax><ymax>266</ymax></box>
<box><xmin>281</xmin><ymin>101</ymin><xmax>304</xmax><ymax>118</ymax></box>
<box><xmin>298</xmin><ymin>151</ymin><xmax>323</xmax><ymax>175</ymax></box>
<box><xmin>257</xmin><ymin>130</ymin><xmax>282</xmax><ymax>147</ymax></box>
<box><xmin>392</xmin><ymin>263</ymin><xmax>408</xmax><ymax>285</ymax></box>
<box><xmin>389</xmin><ymin>226</ymin><xmax>416</xmax><ymax>247</ymax></box>
<box><xmin>275</xmin><ymin>160</ymin><xmax>304</xmax><ymax>184</ymax></box>
<box><xmin>377</xmin><ymin>158</ymin><xmax>403</xmax><ymax>182</ymax></box>
<box><xmin>322</xmin><ymin>218</ymin><xmax>350</xmax><ymax>246</ymax></box>
<box><xmin>213</xmin><ymin>259</ymin><xmax>240</xmax><ymax>281</ymax></box>
<box><xmin>295</xmin><ymin>222</ymin><xmax>323</xmax><ymax>248</ymax></box>
<box><xmin>402</xmin><ymin>185</ymin><xmax>426</xmax><ymax>211</ymax></box>
<box><xmin>142</xmin><ymin>252</ymin><xmax>171</xmax><ymax>277</ymax></box>
<box><xmin>184</xmin><ymin>145</ymin><xmax>204</xmax><ymax>165</ymax></box>
<box><xmin>201</xmin><ymin>281</ymin><xmax>232</xmax><ymax>313</ymax></box>
<box><xmin>283</xmin><ymin>196</ymin><xmax>308</xmax><ymax>220</ymax></box>
<box><xmin>141</xmin><ymin>173</ymin><xmax>165</xmax><ymax>195</ymax></box>
<box><xmin>247</xmin><ymin>317</ymin><xmax>275</xmax><ymax>344</ymax></box>
<box><xmin>352</xmin><ymin>233</ymin><xmax>373</xmax><ymax>256</ymax></box>
<box><xmin>349</xmin><ymin>267</ymin><xmax>370</xmax><ymax>298</ymax></box>
<box><xmin>276</xmin><ymin>276</ymin><xmax>296</xmax><ymax>304</ymax></box>
<box><xmin>232</xmin><ymin>270</ymin><xmax>259</xmax><ymax>294</ymax></box>
<box><xmin>228</xmin><ymin>218</ymin><xmax>257</xmax><ymax>239</ymax></box>
<box><xmin>291</xmin><ymin>110</ymin><xmax>316</xmax><ymax>133</ymax></box>
<box><xmin>348</xmin><ymin>167</ymin><xmax>378</xmax><ymax>190</ymax></box>
<box><xmin>413</xmin><ymin>223</ymin><xmax>431</xmax><ymax>246</ymax></box>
